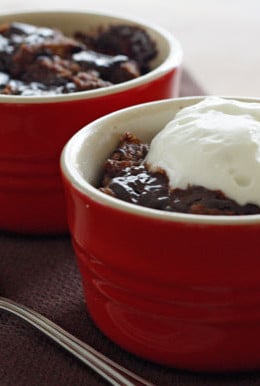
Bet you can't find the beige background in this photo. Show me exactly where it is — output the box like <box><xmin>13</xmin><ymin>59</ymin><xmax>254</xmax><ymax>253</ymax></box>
<box><xmin>1</xmin><ymin>0</ymin><xmax>259</xmax><ymax>97</ymax></box>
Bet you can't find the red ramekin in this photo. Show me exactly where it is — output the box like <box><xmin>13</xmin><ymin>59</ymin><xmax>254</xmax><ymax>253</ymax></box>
<box><xmin>61</xmin><ymin>97</ymin><xmax>260</xmax><ymax>372</ymax></box>
<box><xmin>0</xmin><ymin>10</ymin><xmax>182</xmax><ymax>233</ymax></box>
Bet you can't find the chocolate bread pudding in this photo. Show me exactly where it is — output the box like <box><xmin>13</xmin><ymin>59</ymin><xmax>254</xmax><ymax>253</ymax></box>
<box><xmin>98</xmin><ymin>132</ymin><xmax>260</xmax><ymax>215</ymax></box>
<box><xmin>0</xmin><ymin>22</ymin><xmax>157</xmax><ymax>95</ymax></box>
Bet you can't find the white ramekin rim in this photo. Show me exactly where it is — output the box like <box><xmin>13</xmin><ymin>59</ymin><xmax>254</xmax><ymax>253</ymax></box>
<box><xmin>0</xmin><ymin>9</ymin><xmax>183</xmax><ymax>104</ymax></box>
<box><xmin>61</xmin><ymin>96</ymin><xmax>260</xmax><ymax>226</ymax></box>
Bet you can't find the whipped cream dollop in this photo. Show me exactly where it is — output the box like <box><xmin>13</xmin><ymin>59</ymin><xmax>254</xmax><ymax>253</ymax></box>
<box><xmin>145</xmin><ymin>96</ymin><xmax>260</xmax><ymax>206</ymax></box>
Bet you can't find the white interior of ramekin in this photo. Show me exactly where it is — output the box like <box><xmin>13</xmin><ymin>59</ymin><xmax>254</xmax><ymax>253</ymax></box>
<box><xmin>0</xmin><ymin>10</ymin><xmax>182</xmax><ymax>104</ymax></box>
<box><xmin>61</xmin><ymin>96</ymin><xmax>260</xmax><ymax>225</ymax></box>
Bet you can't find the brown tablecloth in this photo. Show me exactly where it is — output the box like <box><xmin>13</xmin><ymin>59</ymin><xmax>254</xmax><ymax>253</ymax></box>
<box><xmin>1</xmin><ymin>70</ymin><xmax>260</xmax><ymax>386</ymax></box>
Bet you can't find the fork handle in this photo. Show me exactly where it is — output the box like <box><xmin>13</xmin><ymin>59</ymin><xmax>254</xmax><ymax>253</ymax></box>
<box><xmin>0</xmin><ymin>297</ymin><xmax>155</xmax><ymax>386</ymax></box>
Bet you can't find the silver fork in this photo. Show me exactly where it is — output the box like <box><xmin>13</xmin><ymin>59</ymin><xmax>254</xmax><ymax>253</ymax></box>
<box><xmin>0</xmin><ymin>297</ymin><xmax>155</xmax><ymax>386</ymax></box>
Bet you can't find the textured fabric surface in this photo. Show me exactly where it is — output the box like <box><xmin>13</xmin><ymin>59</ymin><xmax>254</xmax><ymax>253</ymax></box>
<box><xmin>1</xmin><ymin>70</ymin><xmax>260</xmax><ymax>386</ymax></box>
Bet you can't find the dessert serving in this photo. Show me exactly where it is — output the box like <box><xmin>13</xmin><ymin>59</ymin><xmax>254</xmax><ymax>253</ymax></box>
<box><xmin>0</xmin><ymin>21</ymin><xmax>157</xmax><ymax>95</ymax></box>
<box><xmin>61</xmin><ymin>96</ymin><xmax>260</xmax><ymax>372</ymax></box>
<box><xmin>0</xmin><ymin>10</ymin><xmax>182</xmax><ymax>234</ymax></box>
<box><xmin>99</xmin><ymin>97</ymin><xmax>260</xmax><ymax>215</ymax></box>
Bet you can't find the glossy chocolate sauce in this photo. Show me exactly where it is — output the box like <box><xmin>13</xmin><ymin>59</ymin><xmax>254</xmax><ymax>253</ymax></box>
<box><xmin>99</xmin><ymin>133</ymin><xmax>260</xmax><ymax>215</ymax></box>
<box><xmin>0</xmin><ymin>22</ymin><xmax>157</xmax><ymax>95</ymax></box>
